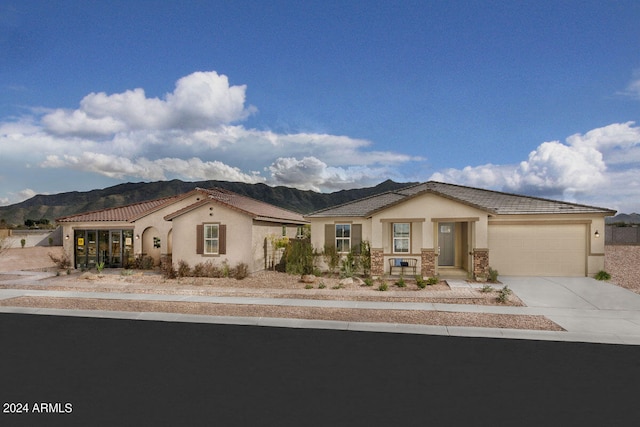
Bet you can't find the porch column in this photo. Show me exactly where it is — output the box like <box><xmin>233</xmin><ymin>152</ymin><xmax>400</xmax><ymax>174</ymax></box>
<box><xmin>371</xmin><ymin>248</ymin><xmax>384</xmax><ymax>278</ymax></box>
<box><xmin>421</xmin><ymin>249</ymin><xmax>436</xmax><ymax>278</ymax></box>
<box><xmin>473</xmin><ymin>248</ymin><xmax>489</xmax><ymax>279</ymax></box>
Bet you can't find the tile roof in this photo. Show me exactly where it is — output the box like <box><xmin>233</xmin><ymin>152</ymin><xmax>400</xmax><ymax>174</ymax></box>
<box><xmin>57</xmin><ymin>187</ymin><xmax>308</xmax><ymax>225</ymax></box>
<box><xmin>189</xmin><ymin>188</ymin><xmax>307</xmax><ymax>223</ymax></box>
<box><xmin>306</xmin><ymin>181</ymin><xmax>616</xmax><ymax>217</ymax></box>
<box><xmin>56</xmin><ymin>196</ymin><xmax>179</xmax><ymax>223</ymax></box>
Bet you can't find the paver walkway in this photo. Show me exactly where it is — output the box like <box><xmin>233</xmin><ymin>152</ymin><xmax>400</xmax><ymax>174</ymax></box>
<box><xmin>1</xmin><ymin>272</ymin><xmax>639</xmax><ymax>345</ymax></box>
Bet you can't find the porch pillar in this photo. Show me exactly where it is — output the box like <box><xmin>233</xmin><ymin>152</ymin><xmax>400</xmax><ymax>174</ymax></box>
<box><xmin>371</xmin><ymin>248</ymin><xmax>384</xmax><ymax>278</ymax></box>
<box><xmin>421</xmin><ymin>249</ymin><xmax>436</xmax><ymax>278</ymax></box>
<box><xmin>473</xmin><ymin>248</ymin><xmax>489</xmax><ymax>280</ymax></box>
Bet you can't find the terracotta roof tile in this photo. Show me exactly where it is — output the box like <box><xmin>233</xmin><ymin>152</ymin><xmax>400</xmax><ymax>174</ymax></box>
<box><xmin>56</xmin><ymin>196</ymin><xmax>178</xmax><ymax>223</ymax></box>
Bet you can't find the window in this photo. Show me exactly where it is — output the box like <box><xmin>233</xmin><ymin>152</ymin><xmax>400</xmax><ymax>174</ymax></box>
<box><xmin>335</xmin><ymin>224</ymin><xmax>351</xmax><ymax>253</ymax></box>
<box><xmin>393</xmin><ymin>223</ymin><xmax>410</xmax><ymax>253</ymax></box>
<box><xmin>204</xmin><ymin>224</ymin><xmax>219</xmax><ymax>254</ymax></box>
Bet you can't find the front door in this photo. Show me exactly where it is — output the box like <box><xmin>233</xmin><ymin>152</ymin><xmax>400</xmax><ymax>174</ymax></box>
<box><xmin>110</xmin><ymin>230</ymin><xmax>122</xmax><ymax>267</ymax></box>
<box><xmin>438</xmin><ymin>223</ymin><xmax>455</xmax><ymax>266</ymax></box>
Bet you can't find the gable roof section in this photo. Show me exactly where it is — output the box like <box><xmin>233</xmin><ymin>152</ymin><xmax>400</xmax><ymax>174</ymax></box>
<box><xmin>306</xmin><ymin>181</ymin><xmax>616</xmax><ymax>218</ymax></box>
<box><xmin>56</xmin><ymin>196</ymin><xmax>179</xmax><ymax>223</ymax></box>
<box><xmin>164</xmin><ymin>187</ymin><xmax>308</xmax><ymax>224</ymax></box>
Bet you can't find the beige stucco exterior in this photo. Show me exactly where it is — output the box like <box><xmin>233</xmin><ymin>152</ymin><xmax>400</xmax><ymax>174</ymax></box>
<box><xmin>59</xmin><ymin>190</ymin><xmax>306</xmax><ymax>273</ymax></box>
<box><xmin>308</xmin><ymin>192</ymin><xmax>610</xmax><ymax>278</ymax></box>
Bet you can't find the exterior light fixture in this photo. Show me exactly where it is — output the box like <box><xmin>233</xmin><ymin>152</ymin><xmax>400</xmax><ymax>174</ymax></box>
<box><xmin>135</xmin><ymin>234</ymin><xmax>140</xmax><ymax>240</ymax></box>
<box><xmin>65</xmin><ymin>235</ymin><xmax>69</xmax><ymax>240</ymax></box>
<box><xmin>594</xmin><ymin>230</ymin><xmax>600</xmax><ymax>238</ymax></box>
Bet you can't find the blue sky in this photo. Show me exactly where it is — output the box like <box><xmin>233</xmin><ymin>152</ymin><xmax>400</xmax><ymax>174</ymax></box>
<box><xmin>1</xmin><ymin>0</ymin><xmax>640</xmax><ymax>213</ymax></box>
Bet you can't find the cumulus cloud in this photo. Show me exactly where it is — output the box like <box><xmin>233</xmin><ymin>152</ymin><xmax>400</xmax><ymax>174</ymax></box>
<box><xmin>268</xmin><ymin>156</ymin><xmax>402</xmax><ymax>191</ymax></box>
<box><xmin>0</xmin><ymin>70</ymin><xmax>423</xmax><ymax>196</ymax></box>
<box><xmin>41</xmin><ymin>71</ymin><xmax>255</xmax><ymax>136</ymax></box>
<box><xmin>430</xmin><ymin>122</ymin><xmax>640</xmax><ymax>211</ymax></box>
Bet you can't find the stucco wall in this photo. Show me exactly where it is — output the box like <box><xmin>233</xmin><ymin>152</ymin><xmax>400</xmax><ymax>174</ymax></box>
<box><xmin>170</xmin><ymin>201</ymin><xmax>254</xmax><ymax>271</ymax></box>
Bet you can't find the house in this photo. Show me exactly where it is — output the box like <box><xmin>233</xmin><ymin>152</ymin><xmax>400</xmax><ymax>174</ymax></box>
<box><xmin>305</xmin><ymin>181</ymin><xmax>616</xmax><ymax>279</ymax></box>
<box><xmin>57</xmin><ymin>187</ymin><xmax>308</xmax><ymax>272</ymax></box>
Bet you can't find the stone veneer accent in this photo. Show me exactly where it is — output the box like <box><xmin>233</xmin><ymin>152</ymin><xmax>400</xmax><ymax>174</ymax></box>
<box><xmin>473</xmin><ymin>248</ymin><xmax>489</xmax><ymax>279</ymax></box>
<box><xmin>371</xmin><ymin>248</ymin><xmax>384</xmax><ymax>278</ymax></box>
<box><xmin>421</xmin><ymin>249</ymin><xmax>436</xmax><ymax>278</ymax></box>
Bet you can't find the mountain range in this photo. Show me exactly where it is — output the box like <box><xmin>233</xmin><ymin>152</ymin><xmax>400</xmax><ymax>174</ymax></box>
<box><xmin>0</xmin><ymin>179</ymin><xmax>416</xmax><ymax>227</ymax></box>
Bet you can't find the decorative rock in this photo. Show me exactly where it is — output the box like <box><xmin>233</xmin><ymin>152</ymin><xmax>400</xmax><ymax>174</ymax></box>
<box><xmin>301</xmin><ymin>274</ymin><xmax>316</xmax><ymax>284</ymax></box>
<box><xmin>339</xmin><ymin>277</ymin><xmax>354</xmax><ymax>286</ymax></box>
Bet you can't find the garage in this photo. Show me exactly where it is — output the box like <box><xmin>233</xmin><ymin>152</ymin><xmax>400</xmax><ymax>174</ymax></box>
<box><xmin>488</xmin><ymin>223</ymin><xmax>587</xmax><ymax>276</ymax></box>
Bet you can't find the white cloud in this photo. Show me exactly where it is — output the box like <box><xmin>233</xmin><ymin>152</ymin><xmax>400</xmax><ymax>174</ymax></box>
<box><xmin>41</xmin><ymin>71</ymin><xmax>255</xmax><ymax>137</ymax></box>
<box><xmin>430</xmin><ymin>122</ymin><xmax>640</xmax><ymax>212</ymax></box>
<box><xmin>0</xmin><ymin>188</ymin><xmax>37</xmax><ymax>206</ymax></box>
<box><xmin>268</xmin><ymin>156</ymin><xmax>402</xmax><ymax>191</ymax></box>
<box><xmin>618</xmin><ymin>71</ymin><xmax>640</xmax><ymax>100</ymax></box>
<box><xmin>0</xmin><ymin>70</ymin><xmax>423</xmax><ymax>196</ymax></box>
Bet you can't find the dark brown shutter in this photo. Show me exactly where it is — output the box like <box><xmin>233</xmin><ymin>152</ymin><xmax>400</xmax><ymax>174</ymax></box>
<box><xmin>219</xmin><ymin>224</ymin><xmax>226</xmax><ymax>255</ymax></box>
<box><xmin>196</xmin><ymin>224</ymin><xmax>204</xmax><ymax>254</ymax></box>
<box><xmin>325</xmin><ymin>224</ymin><xmax>334</xmax><ymax>250</ymax></box>
<box><xmin>352</xmin><ymin>224</ymin><xmax>362</xmax><ymax>253</ymax></box>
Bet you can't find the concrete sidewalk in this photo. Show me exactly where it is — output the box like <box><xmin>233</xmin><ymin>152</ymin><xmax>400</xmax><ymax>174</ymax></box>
<box><xmin>1</xmin><ymin>273</ymin><xmax>640</xmax><ymax>345</ymax></box>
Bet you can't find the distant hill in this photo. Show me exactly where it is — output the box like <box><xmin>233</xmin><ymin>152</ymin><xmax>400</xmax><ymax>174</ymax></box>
<box><xmin>606</xmin><ymin>213</ymin><xmax>640</xmax><ymax>225</ymax></box>
<box><xmin>0</xmin><ymin>179</ymin><xmax>417</xmax><ymax>226</ymax></box>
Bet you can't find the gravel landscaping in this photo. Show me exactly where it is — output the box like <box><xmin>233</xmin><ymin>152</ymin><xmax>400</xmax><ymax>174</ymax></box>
<box><xmin>605</xmin><ymin>245</ymin><xmax>640</xmax><ymax>294</ymax></box>
<box><xmin>0</xmin><ymin>247</ymin><xmax>561</xmax><ymax>330</ymax></box>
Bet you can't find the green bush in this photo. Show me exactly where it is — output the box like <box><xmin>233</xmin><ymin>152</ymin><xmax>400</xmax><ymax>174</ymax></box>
<box><xmin>595</xmin><ymin>270</ymin><xmax>611</xmax><ymax>281</ymax></box>
<box><xmin>480</xmin><ymin>284</ymin><xmax>494</xmax><ymax>293</ymax></box>
<box><xmin>427</xmin><ymin>276</ymin><xmax>439</xmax><ymax>286</ymax></box>
<box><xmin>359</xmin><ymin>240</ymin><xmax>371</xmax><ymax>277</ymax></box>
<box><xmin>323</xmin><ymin>244</ymin><xmax>341</xmax><ymax>275</ymax></box>
<box><xmin>378</xmin><ymin>282</ymin><xmax>388</xmax><ymax>292</ymax></box>
<box><xmin>285</xmin><ymin>239</ymin><xmax>316</xmax><ymax>276</ymax></box>
<box><xmin>318</xmin><ymin>282</ymin><xmax>326</xmax><ymax>289</ymax></box>
<box><xmin>416</xmin><ymin>276</ymin><xmax>427</xmax><ymax>289</ymax></box>
<box><xmin>304</xmin><ymin>284</ymin><xmax>314</xmax><ymax>289</ymax></box>
<box><xmin>395</xmin><ymin>276</ymin><xmax>406</xmax><ymax>287</ymax></box>
<box><xmin>497</xmin><ymin>285</ymin><xmax>512</xmax><ymax>303</ymax></box>
<box><xmin>488</xmin><ymin>267</ymin><xmax>499</xmax><ymax>283</ymax></box>
<box><xmin>364</xmin><ymin>277</ymin><xmax>374</xmax><ymax>287</ymax></box>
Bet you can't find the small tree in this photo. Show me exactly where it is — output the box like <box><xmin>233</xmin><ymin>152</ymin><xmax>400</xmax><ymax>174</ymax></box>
<box><xmin>322</xmin><ymin>244</ymin><xmax>341</xmax><ymax>275</ymax></box>
<box><xmin>285</xmin><ymin>239</ymin><xmax>316</xmax><ymax>276</ymax></box>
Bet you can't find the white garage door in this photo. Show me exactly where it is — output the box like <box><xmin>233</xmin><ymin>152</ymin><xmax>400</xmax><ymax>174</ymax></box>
<box><xmin>488</xmin><ymin>224</ymin><xmax>587</xmax><ymax>276</ymax></box>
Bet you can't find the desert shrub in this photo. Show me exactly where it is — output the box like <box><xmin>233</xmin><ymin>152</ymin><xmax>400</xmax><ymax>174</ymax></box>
<box><xmin>177</xmin><ymin>260</ymin><xmax>191</xmax><ymax>278</ymax></box>
<box><xmin>20</xmin><ymin>239</ymin><xmax>26</xmax><ymax>248</ymax></box>
<box><xmin>480</xmin><ymin>284</ymin><xmax>494</xmax><ymax>293</ymax></box>
<box><xmin>48</xmin><ymin>237</ymin><xmax>53</xmax><ymax>246</ymax></box>
<box><xmin>120</xmin><ymin>269</ymin><xmax>133</xmax><ymax>276</ymax></box>
<box><xmin>323</xmin><ymin>245</ymin><xmax>341</xmax><ymax>275</ymax></box>
<box><xmin>96</xmin><ymin>262</ymin><xmax>105</xmax><ymax>273</ymax></box>
<box><xmin>192</xmin><ymin>261</ymin><xmax>222</xmax><ymax>278</ymax></box>
<box><xmin>364</xmin><ymin>277</ymin><xmax>374</xmax><ymax>287</ymax></box>
<box><xmin>160</xmin><ymin>259</ymin><xmax>177</xmax><ymax>279</ymax></box>
<box><xmin>340</xmin><ymin>247</ymin><xmax>359</xmax><ymax>278</ymax></box>
<box><xmin>359</xmin><ymin>240</ymin><xmax>371</xmax><ymax>277</ymax></box>
<box><xmin>234</xmin><ymin>262</ymin><xmax>249</xmax><ymax>280</ymax></box>
<box><xmin>304</xmin><ymin>284</ymin><xmax>314</xmax><ymax>289</ymax></box>
<box><xmin>488</xmin><ymin>267</ymin><xmax>499</xmax><ymax>282</ymax></box>
<box><xmin>318</xmin><ymin>282</ymin><xmax>326</xmax><ymax>289</ymax></box>
<box><xmin>496</xmin><ymin>285</ymin><xmax>512</xmax><ymax>303</ymax></box>
<box><xmin>378</xmin><ymin>282</ymin><xmax>388</xmax><ymax>292</ymax></box>
<box><xmin>395</xmin><ymin>276</ymin><xmax>406</xmax><ymax>287</ymax></box>
<box><xmin>134</xmin><ymin>255</ymin><xmax>155</xmax><ymax>270</ymax></box>
<box><xmin>49</xmin><ymin>251</ymin><xmax>72</xmax><ymax>269</ymax></box>
<box><xmin>595</xmin><ymin>270</ymin><xmax>611</xmax><ymax>281</ymax></box>
<box><xmin>427</xmin><ymin>276</ymin><xmax>439</xmax><ymax>286</ymax></box>
<box><xmin>285</xmin><ymin>239</ymin><xmax>316</xmax><ymax>276</ymax></box>
<box><xmin>416</xmin><ymin>276</ymin><xmax>427</xmax><ymax>289</ymax></box>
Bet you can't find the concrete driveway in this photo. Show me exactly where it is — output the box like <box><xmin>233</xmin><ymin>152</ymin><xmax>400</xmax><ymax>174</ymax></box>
<box><xmin>501</xmin><ymin>276</ymin><xmax>640</xmax><ymax>344</ymax></box>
